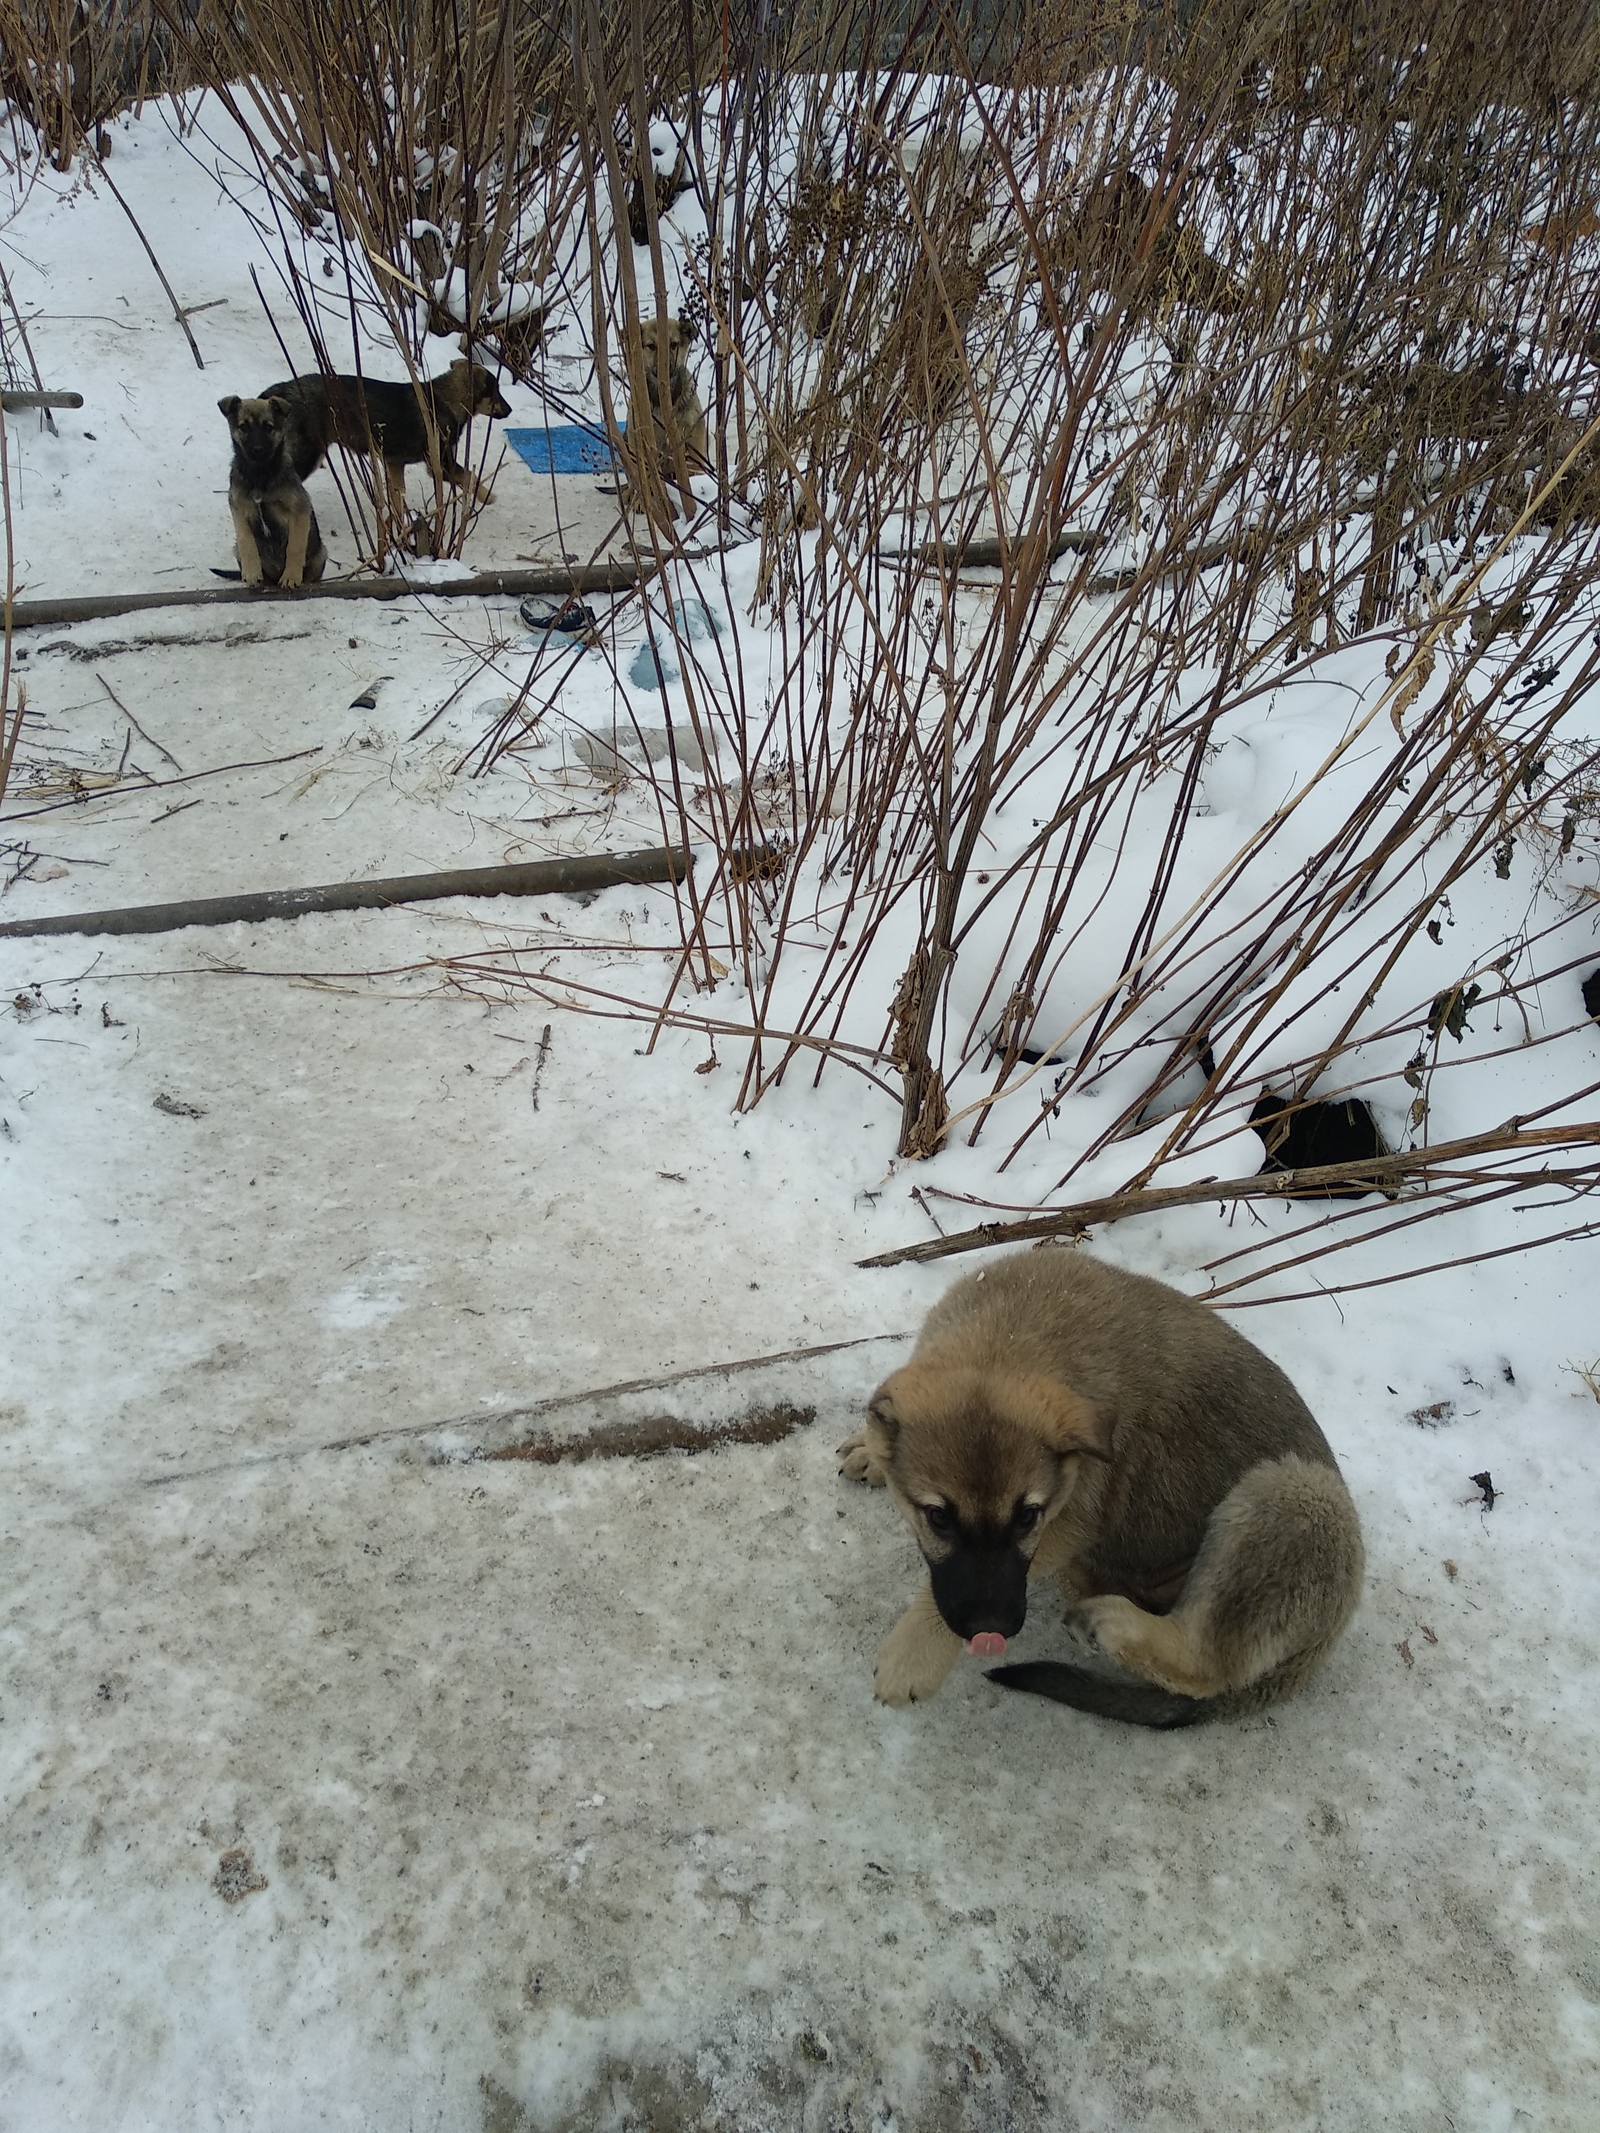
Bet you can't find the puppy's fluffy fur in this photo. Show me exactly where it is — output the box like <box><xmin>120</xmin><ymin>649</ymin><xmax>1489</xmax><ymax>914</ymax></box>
<box><xmin>840</xmin><ymin>1250</ymin><xmax>1363</xmax><ymax>1725</ymax></box>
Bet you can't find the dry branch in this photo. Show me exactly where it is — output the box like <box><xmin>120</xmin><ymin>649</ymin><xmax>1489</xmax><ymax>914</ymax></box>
<box><xmin>92</xmin><ymin>154</ymin><xmax>205</xmax><ymax>368</ymax></box>
<box><xmin>483</xmin><ymin>1400</ymin><xmax>814</xmax><ymax>1464</ymax></box>
<box><xmin>857</xmin><ymin>1123</ymin><xmax>1600</xmax><ymax>1268</ymax></box>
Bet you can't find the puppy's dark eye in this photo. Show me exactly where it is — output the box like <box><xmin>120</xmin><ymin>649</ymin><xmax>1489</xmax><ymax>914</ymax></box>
<box><xmin>1013</xmin><ymin>1502</ymin><xmax>1042</xmax><ymax>1534</ymax></box>
<box><xmin>922</xmin><ymin>1503</ymin><xmax>955</xmax><ymax>1534</ymax></box>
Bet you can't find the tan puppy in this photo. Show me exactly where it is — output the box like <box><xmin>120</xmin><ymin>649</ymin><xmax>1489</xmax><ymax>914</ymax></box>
<box><xmin>637</xmin><ymin>315</ymin><xmax>707</xmax><ymax>476</ymax></box>
<box><xmin>840</xmin><ymin>1250</ymin><xmax>1363</xmax><ymax>1726</ymax></box>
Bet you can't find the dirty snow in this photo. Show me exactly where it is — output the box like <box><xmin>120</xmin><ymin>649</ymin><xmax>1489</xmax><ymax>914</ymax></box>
<box><xmin>2</xmin><ymin>98</ymin><xmax>1599</xmax><ymax>2133</ymax></box>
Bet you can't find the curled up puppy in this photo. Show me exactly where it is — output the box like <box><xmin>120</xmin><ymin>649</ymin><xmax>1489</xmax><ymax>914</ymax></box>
<box><xmin>218</xmin><ymin>394</ymin><xmax>326</xmax><ymax>588</ymax></box>
<box><xmin>839</xmin><ymin>1250</ymin><xmax>1363</xmax><ymax>1726</ymax></box>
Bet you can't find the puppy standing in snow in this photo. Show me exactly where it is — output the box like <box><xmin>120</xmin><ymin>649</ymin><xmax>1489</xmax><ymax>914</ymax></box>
<box><xmin>839</xmin><ymin>1250</ymin><xmax>1363</xmax><ymax>1726</ymax></box>
<box><xmin>255</xmin><ymin>359</ymin><xmax>511</xmax><ymax>517</ymax></box>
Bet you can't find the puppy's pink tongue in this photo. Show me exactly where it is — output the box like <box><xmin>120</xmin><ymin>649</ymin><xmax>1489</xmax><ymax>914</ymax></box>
<box><xmin>966</xmin><ymin>1632</ymin><xmax>1007</xmax><ymax>1658</ymax></box>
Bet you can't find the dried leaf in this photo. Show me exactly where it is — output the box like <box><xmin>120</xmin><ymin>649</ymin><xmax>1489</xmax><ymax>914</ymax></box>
<box><xmin>1390</xmin><ymin>648</ymin><xmax>1435</xmax><ymax>736</ymax></box>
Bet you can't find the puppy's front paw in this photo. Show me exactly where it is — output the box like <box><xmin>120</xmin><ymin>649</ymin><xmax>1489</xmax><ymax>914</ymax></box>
<box><xmin>836</xmin><ymin>1429</ymin><xmax>886</xmax><ymax>1486</ymax></box>
<box><xmin>872</xmin><ymin>1611</ymin><xmax>959</xmax><ymax>1707</ymax></box>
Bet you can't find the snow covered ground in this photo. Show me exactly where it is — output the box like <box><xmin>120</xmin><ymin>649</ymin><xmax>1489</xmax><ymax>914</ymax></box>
<box><xmin>2</xmin><ymin>98</ymin><xmax>1599</xmax><ymax>2133</ymax></box>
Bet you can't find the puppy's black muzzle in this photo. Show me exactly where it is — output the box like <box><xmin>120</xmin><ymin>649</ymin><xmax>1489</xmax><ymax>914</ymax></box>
<box><xmin>929</xmin><ymin>1538</ymin><xmax>1029</xmax><ymax>1641</ymax></box>
<box><xmin>234</xmin><ymin>432</ymin><xmax>282</xmax><ymax>479</ymax></box>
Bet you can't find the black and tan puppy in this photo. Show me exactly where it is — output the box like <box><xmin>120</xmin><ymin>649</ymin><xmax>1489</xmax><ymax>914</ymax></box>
<box><xmin>257</xmin><ymin>359</ymin><xmax>511</xmax><ymax>517</ymax></box>
<box><xmin>218</xmin><ymin>395</ymin><xmax>326</xmax><ymax>588</ymax></box>
<box><xmin>840</xmin><ymin>1251</ymin><xmax>1363</xmax><ymax>1726</ymax></box>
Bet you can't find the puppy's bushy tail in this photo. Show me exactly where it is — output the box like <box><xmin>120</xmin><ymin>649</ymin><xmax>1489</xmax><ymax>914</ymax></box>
<box><xmin>987</xmin><ymin>1661</ymin><xmax>1206</xmax><ymax>1729</ymax></box>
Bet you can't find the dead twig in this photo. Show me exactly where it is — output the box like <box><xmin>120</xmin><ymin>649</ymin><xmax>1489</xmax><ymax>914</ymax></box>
<box><xmin>530</xmin><ymin>1020</ymin><xmax>553</xmax><ymax>1109</ymax></box>
<box><xmin>0</xmin><ymin>746</ymin><xmax>323</xmax><ymax>826</ymax></box>
<box><xmin>91</xmin><ymin>154</ymin><xmax>207</xmax><ymax>370</ymax></box>
<box><xmin>858</xmin><ymin>1123</ymin><xmax>1600</xmax><ymax>1268</ymax></box>
<box><xmin>5</xmin><ymin>563</ymin><xmax>643</xmax><ymax>632</ymax></box>
<box><xmin>0</xmin><ymin>847</ymin><xmax>692</xmax><ymax>938</ymax></box>
<box><xmin>95</xmin><ymin>672</ymin><xmax>184</xmax><ymax>771</ymax></box>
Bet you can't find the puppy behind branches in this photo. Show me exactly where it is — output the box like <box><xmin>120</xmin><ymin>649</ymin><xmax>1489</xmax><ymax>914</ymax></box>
<box><xmin>626</xmin><ymin>315</ymin><xmax>707</xmax><ymax>516</ymax></box>
<box><xmin>839</xmin><ymin>1251</ymin><xmax>1363</xmax><ymax>1726</ymax></box>
<box><xmin>257</xmin><ymin>359</ymin><xmax>511</xmax><ymax>521</ymax></box>
<box><xmin>218</xmin><ymin>395</ymin><xmax>326</xmax><ymax>588</ymax></box>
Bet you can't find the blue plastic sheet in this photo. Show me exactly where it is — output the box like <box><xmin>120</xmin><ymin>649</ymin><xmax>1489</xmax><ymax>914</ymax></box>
<box><xmin>505</xmin><ymin>423</ymin><xmax>622</xmax><ymax>475</ymax></box>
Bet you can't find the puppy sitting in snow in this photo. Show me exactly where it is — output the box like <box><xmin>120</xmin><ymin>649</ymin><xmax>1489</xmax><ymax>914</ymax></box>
<box><xmin>218</xmin><ymin>394</ymin><xmax>326</xmax><ymax>588</ymax></box>
<box><xmin>625</xmin><ymin>315</ymin><xmax>707</xmax><ymax>512</ymax></box>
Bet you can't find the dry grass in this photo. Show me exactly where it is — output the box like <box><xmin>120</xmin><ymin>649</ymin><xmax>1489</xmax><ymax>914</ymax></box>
<box><xmin>582</xmin><ymin>3</ymin><xmax>1600</xmax><ymax>1113</ymax></box>
<box><xmin>511</xmin><ymin>0</ymin><xmax>1600</xmax><ymax>1291</ymax></box>
<box><xmin>0</xmin><ymin>0</ymin><xmax>179</xmax><ymax>169</ymax></box>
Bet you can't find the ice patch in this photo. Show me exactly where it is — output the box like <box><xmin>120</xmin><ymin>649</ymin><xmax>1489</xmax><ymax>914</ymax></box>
<box><xmin>317</xmin><ymin>1254</ymin><xmax>423</xmax><ymax>1330</ymax></box>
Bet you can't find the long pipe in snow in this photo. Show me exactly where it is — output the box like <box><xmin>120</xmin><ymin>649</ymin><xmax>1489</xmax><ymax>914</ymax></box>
<box><xmin>0</xmin><ymin>845</ymin><xmax>692</xmax><ymax>938</ymax></box>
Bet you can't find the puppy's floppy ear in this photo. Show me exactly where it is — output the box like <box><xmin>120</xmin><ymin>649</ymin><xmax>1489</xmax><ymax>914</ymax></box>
<box><xmin>864</xmin><ymin>1360</ymin><xmax>944</xmax><ymax>1464</ymax></box>
<box><xmin>218</xmin><ymin>396</ymin><xmax>240</xmax><ymax>421</ymax></box>
<box><xmin>265</xmin><ymin>397</ymin><xmax>289</xmax><ymax>420</ymax></box>
<box><xmin>864</xmin><ymin>1384</ymin><xmax>899</xmax><ymax>1461</ymax></box>
<box><xmin>864</xmin><ymin>1367</ymin><xmax>914</xmax><ymax>1462</ymax></box>
<box><xmin>1006</xmin><ymin>1373</ymin><xmax>1115</xmax><ymax>1461</ymax></box>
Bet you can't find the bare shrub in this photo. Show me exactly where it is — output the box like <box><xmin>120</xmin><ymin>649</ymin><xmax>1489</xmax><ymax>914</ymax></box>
<box><xmin>71</xmin><ymin>0</ymin><xmax>1600</xmax><ymax>1292</ymax></box>
<box><xmin>0</xmin><ymin>0</ymin><xmax>186</xmax><ymax>168</ymax></box>
<box><xmin>456</xmin><ymin>0</ymin><xmax>1600</xmax><ymax>1287</ymax></box>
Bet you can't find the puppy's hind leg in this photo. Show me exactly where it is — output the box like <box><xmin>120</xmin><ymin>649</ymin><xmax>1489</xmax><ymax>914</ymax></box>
<box><xmin>281</xmin><ymin>495</ymin><xmax>312</xmax><ymax>589</ymax></box>
<box><xmin>302</xmin><ymin>506</ymin><xmax>327</xmax><ymax>584</ymax></box>
<box><xmin>1070</xmin><ymin>1456</ymin><xmax>1364</xmax><ymax>1710</ymax></box>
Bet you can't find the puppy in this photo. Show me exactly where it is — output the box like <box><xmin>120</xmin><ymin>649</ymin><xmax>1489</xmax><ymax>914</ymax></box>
<box><xmin>257</xmin><ymin>359</ymin><xmax>511</xmax><ymax>517</ymax></box>
<box><xmin>218</xmin><ymin>395</ymin><xmax>326</xmax><ymax>588</ymax></box>
<box><xmin>633</xmin><ymin>316</ymin><xmax>707</xmax><ymax>495</ymax></box>
<box><xmin>840</xmin><ymin>1250</ymin><xmax>1363</xmax><ymax>1725</ymax></box>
